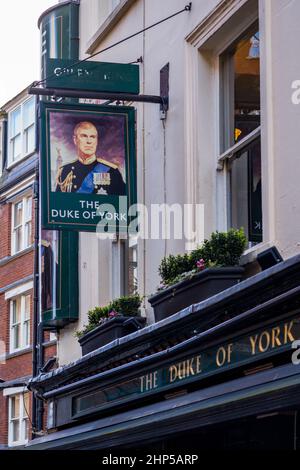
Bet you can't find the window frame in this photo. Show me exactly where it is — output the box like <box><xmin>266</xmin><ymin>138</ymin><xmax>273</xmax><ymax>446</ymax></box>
<box><xmin>9</xmin><ymin>293</ymin><xmax>31</xmax><ymax>353</ymax></box>
<box><xmin>11</xmin><ymin>195</ymin><xmax>33</xmax><ymax>255</ymax></box>
<box><xmin>218</xmin><ymin>22</ymin><xmax>262</xmax><ymax>244</ymax></box>
<box><xmin>219</xmin><ymin>21</ymin><xmax>261</xmax><ymax>158</ymax></box>
<box><xmin>8</xmin><ymin>393</ymin><xmax>29</xmax><ymax>447</ymax></box>
<box><xmin>7</xmin><ymin>96</ymin><xmax>36</xmax><ymax>166</ymax></box>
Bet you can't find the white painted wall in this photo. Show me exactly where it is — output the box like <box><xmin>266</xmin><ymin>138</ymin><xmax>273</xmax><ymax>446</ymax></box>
<box><xmin>58</xmin><ymin>0</ymin><xmax>300</xmax><ymax>365</ymax></box>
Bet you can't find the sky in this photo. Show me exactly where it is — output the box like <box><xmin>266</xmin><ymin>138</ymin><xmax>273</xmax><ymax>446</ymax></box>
<box><xmin>0</xmin><ymin>0</ymin><xmax>55</xmax><ymax>106</ymax></box>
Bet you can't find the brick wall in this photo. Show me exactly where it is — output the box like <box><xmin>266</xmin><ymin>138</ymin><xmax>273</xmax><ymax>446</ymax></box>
<box><xmin>0</xmin><ymin>203</ymin><xmax>11</xmax><ymax>260</ymax></box>
<box><xmin>0</xmin><ymin>343</ymin><xmax>57</xmax><ymax>447</ymax></box>
<box><xmin>0</xmin><ymin>195</ymin><xmax>57</xmax><ymax>447</ymax></box>
<box><xmin>0</xmin><ymin>392</ymin><xmax>8</xmax><ymax>445</ymax></box>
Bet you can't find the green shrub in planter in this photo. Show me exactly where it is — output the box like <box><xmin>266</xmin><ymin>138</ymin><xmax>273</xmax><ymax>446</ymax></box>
<box><xmin>158</xmin><ymin>228</ymin><xmax>247</xmax><ymax>288</ymax></box>
<box><xmin>76</xmin><ymin>294</ymin><xmax>142</xmax><ymax>338</ymax></box>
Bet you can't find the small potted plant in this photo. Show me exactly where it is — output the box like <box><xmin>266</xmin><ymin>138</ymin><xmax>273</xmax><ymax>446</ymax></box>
<box><xmin>148</xmin><ymin>228</ymin><xmax>247</xmax><ymax>322</ymax></box>
<box><xmin>76</xmin><ymin>294</ymin><xmax>146</xmax><ymax>355</ymax></box>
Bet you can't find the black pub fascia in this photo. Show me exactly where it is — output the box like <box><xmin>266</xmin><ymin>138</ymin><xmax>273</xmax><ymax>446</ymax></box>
<box><xmin>27</xmin><ymin>255</ymin><xmax>300</xmax><ymax>450</ymax></box>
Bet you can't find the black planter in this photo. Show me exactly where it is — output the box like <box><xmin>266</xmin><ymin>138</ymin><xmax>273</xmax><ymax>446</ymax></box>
<box><xmin>148</xmin><ymin>267</ymin><xmax>245</xmax><ymax>322</ymax></box>
<box><xmin>79</xmin><ymin>315</ymin><xmax>146</xmax><ymax>356</ymax></box>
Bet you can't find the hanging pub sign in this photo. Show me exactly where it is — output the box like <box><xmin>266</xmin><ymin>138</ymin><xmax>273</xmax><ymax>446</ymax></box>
<box><xmin>40</xmin><ymin>101</ymin><xmax>136</xmax><ymax>232</ymax></box>
<box><xmin>45</xmin><ymin>58</ymin><xmax>140</xmax><ymax>94</ymax></box>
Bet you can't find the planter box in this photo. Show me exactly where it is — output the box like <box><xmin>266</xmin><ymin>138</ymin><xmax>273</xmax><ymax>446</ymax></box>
<box><xmin>79</xmin><ymin>315</ymin><xmax>146</xmax><ymax>356</ymax></box>
<box><xmin>148</xmin><ymin>267</ymin><xmax>245</xmax><ymax>322</ymax></box>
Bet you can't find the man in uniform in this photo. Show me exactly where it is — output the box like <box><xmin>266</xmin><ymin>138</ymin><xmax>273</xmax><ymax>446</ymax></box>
<box><xmin>55</xmin><ymin>121</ymin><xmax>126</xmax><ymax>195</ymax></box>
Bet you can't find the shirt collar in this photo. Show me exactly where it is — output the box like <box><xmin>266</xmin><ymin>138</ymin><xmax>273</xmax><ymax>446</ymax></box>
<box><xmin>78</xmin><ymin>155</ymin><xmax>96</xmax><ymax>165</ymax></box>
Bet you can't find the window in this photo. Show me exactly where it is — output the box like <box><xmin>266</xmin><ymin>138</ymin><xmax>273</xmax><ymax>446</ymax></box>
<box><xmin>8</xmin><ymin>97</ymin><xmax>35</xmax><ymax>164</ymax></box>
<box><xmin>98</xmin><ymin>0</ymin><xmax>121</xmax><ymax>25</ymax></box>
<box><xmin>10</xmin><ymin>294</ymin><xmax>31</xmax><ymax>352</ymax></box>
<box><xmin>12</xmin><ymin>195</ymin><xmax>32</xmax><ymax>254</ymax></box>
<box><xmin>110</xmin><ymin>0</ymin><xmax>121</xmax><ymax>10</ymax></box>
<box><xmin>111</xmin><ymin>237</ymin><xmax>138</xmax><ymax>299</ymax></box>
<box><xmin>219</xmin><ymin>23</ymin><xmax>262</xmax><ymax>244</ymax></box>
<box><xmin>8</xmin><ymin>393</ymin><xmax>29</xmax><ymax>447</ymax></box>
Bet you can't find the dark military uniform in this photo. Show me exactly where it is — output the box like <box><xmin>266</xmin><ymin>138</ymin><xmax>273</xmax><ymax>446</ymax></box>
<box><xmin>55</xmin><ymin>157</ymin><xmax>126</xmax><ymax>195</ymax></box>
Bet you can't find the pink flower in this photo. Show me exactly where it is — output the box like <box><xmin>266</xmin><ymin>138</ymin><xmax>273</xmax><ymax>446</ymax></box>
<box><xmin>196</xmin><ymin>259</ymin><xmax>205</xmax><ymax>271</ymax></box>
<box><xmin>108</xmin><ymin>310</ymin><xmax>119</xmax><ymax>318</ymax></box>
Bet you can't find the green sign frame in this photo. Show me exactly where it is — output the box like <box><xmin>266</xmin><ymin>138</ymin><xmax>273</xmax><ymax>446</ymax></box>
<box><xmin>45</xmin><ymin>58</ymin><xmax>140</xmax><ymax>94</ymax></box>
<box><xmin>40</xmin><ymin>101</ymin><xmax>137</xmax><ymax>232</ymax></box>
<box><xmin>41</xmin><ymin>231</ymin><xmax>79</xmax><ymax>329</ymax></box>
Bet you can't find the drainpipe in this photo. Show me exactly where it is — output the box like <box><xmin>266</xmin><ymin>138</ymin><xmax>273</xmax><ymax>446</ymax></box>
<box><xmin>31</xmin><ymin>163</ymin><xmax>40</xmax><ymax>438</ymax></box>
<box><xmin>0</xmin><ymin>110</ymin><xmax>7</xmax><ymax>172</ymax></box>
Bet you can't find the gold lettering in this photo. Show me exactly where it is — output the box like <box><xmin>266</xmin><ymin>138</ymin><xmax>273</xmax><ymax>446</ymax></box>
<box><xmin>169</xmin><ymin>365</ymin><xmax>178</xmax><ymax>383</ymax></box>
<box><xmin>178</xmin><ymin>361</ymin><xmax>185</xmax><ymax>380</ymax></box>
<box><xmin>153</xmin><ymin>371</ymin><xmax>158</xmax><ymax>389</ymax></box>
<box><xmin>186</xmin><ymin>358</ymin><xmax>195</xmax><ymax>377</ymax></box>
<box><xmin>140</xmin><ymin>375</ymin><xmax>145</xmax><ymax>393</ymax></box>
<box><xmin>140</xmin><ymin>372</ymin><xmax>158</xmax><ymax>392</ymax></box>
<box><xmin>259</xmin><ymin>331</ymin><xmax>271</xmax><ymax>353</ymax></box>
<box><xmin>216</xmin><ymin>346</ymin><xmax>226</xmax><ymax>367</ymax></box>
<box><xmin>284</xmin><ymin>321</ymin><xmax>295</xmax><ymax>344</ymax></box>
<box><xmin>145</xmin><ymin>374</ymin><xmax>153</xmax><ymax>390</ymax></box>
<box><xmin>196</xmin><ymin>355</ymin><xmax>202</xmax><ymax>374</ymax></box>
<box><xmin>271</xmin><ymin>326</ymin><xmax>281</xmax><ymax>348</ymax></box>
<box><xmin>250</xmin><ymin>335</ymin><xmax>258</xmax><ymax>355</ymax></box>
<box><xmin>227</xmin><ymin>344</ymin><xmax>234</xmax><ymax>364</ymax></box>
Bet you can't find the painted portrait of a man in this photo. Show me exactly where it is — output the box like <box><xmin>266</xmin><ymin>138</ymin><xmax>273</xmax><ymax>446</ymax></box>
<box><xmin>55</xmin><ymin>121</ymin><xmax>126</xmax><ymax>195</ymax></box>
<box><xmin>49</xmin><ymin>111</ymin><xmax>127</xmax><ymax>196</ymax></box>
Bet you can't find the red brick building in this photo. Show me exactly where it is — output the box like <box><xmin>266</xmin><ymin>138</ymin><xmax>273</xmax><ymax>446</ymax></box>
<box><xmin>0</xmin><ymin>88</ymin><xmax>56</xmax><ymax>449</ymax></box>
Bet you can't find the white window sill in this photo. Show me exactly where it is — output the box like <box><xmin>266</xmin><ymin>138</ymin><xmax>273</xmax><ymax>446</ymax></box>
<box><xmin>11</xmin><ymin>245</ymin><xmax>34</xmax><ymax>258</ymax></box>
<box><xmin>7</xmin><ymin>150</ymin><xmax>36</xmax><ymax>171</ymax></box>
<box><xmin>9</xmin><ymin>346</ymin><xmax>31</xmax><ymax>356</ymax></box>
<box><xmin>8</xmin><ymin>441</ymin><xmax>28</xmax><ymax>448</ymax></box>
<box><xmin>0</xmin><ymin>246</ymin><xmax>34</xmax><ymax>267</ymax></box>
<box><xmin>240</xmin><ymin>241</ymin><xmax>275</xmax><ymax>266</ymax></box>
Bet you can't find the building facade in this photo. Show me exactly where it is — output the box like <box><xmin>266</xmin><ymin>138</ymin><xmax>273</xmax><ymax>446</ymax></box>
<box><xmin>0</xmin><ymin>89</ymin><xmax>57</xmax><ymax>449</ymax></box>
<box><xmin>51</xmin><ymin>0</ymin><xmax>300</xmax><ymax>359</ymax></box>
<box><xmin>5</xmin><ymin>0</ymin><xmax>300</xmax><ymax>450</ymax></box>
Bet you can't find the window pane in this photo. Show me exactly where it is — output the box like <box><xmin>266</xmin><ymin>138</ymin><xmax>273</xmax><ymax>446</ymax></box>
<box><xmin>24</xmin><ymin>222</ymin><xmax>32</xmax><ymax>248</ymax></box>
<box><xmin>25</xmin><ymin>197</ymin><xmax>32</xmax><ymax>222</ymax></box>
<box><xmin>12</xmin><ymin>420</ymin><xmax>20</xmax><ymax>442</ymax></box>
<box><xmin>23</xmin><ymin>393</ymin><xmax>30</xmax><ymax>416</ymax></box>
<box><xmin>24</xmin><ymin>295</ymin><xmax>31</xmax><ymax>319</ymax></box>
<box><xmin>128</xmin><ymin>242</ymin><xmax>138</xmax><ymax>295</ymax></box>
<box><xmin>24</xmin><ymin>125</ymin><xmax>35</xmax><ymax>154</ymax></box>
<box><xmin>14</xmin><ymin>226</ymin><xmax>23</xmax><ymax>252</ymax></box>
<box><xmin>229</xmin><ymin>138</ymin><xmax>262</xmax><ymax>243</ymax></box>
<box><xmin>248</xmin><ymin>139</ymin><xmax>262</xmax><ymax>242</ymax></box>
<box><xmin>23</xmin><ymin>320</ymin><xmax>30</xmax><ymax>347</ymax></box>
<box><xmin>23</xmin><ymin>418</ymin><xmax>29</xmax><ymax>442</ymax></box>
<box><xmin>12</xmin><ymin>299</ymin><xmax>21</xmax><ymax>324</ymax></box>
<box><xmin>12</xmin><ymin>134</ymin><xmax>22</xmax><ymax>161</ymax></box>
<box><xmin>11</xmin><ymin>396</ymin><xmax>20</xmax><ymax>419</ymax></box>
<box><xmin>12</xmin><ymin>324</ymin><xmax>20</xmax><ymax>349</ymax></box>
<box><xmin>14</xmin><ymin>201</ymin><xmax>23</xmax><ymax>227</ymax></box>
<box><xmin>10</xmin><ymin>107</ymin><xmax>21</xmax><ymax>138</ymax></box>
<box><xmin>221</xmin><ymin>26</ymin><xmax>260</xmax><ymax>151</ymax></box>
<box><xmin>23</xmin><ymin>98</ymin><xmax>35</xmax><ymax>129</ymax></box>
<box><xmin>111</xmin><ymin>0</ymin><xmax>121</xmax><ymax>10</ymax></box>
<box><xmin>234</xmin><ymin>31</ymin><xmax>260</xmax><ymax>144</ymax></box>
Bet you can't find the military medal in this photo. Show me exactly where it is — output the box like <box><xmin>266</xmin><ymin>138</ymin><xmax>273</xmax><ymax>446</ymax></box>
<box><xmin>93</xmin><ymin>172</ymin><xmax>111</xmax><ymax>187</ymax></box>
<box><xmin>97</xmin><ymin>187</ymin><xmax>108</xmax><ymax>195</ymax></box>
